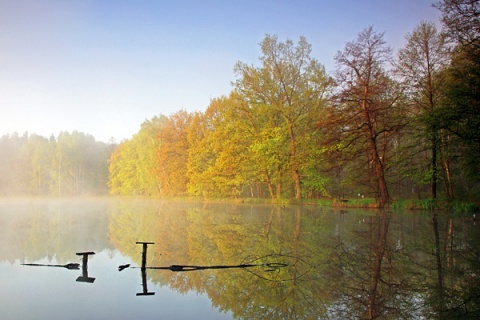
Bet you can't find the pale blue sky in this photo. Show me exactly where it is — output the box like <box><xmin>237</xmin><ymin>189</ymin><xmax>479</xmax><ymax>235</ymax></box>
<box><xmin>1</xmin><ymin>0</ymin><xmax>440</xmax><ymax>143</ymax></box>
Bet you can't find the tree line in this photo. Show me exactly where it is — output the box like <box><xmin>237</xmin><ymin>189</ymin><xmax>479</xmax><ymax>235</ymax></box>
<box><xmin>108</xmin><ymin>1</ymin><xmax>479</xmax><ymax>206</ymax></box>
<box><xmin>0</xmin><ymin>131</ymin><xmax>114</xmax><ymax>196</ymax></box>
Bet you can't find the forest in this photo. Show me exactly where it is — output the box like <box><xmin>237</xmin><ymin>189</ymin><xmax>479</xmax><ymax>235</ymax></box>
<box><xmin>2</xmin><ymin>1</ymin><xmax>479</xmax><ymax>207</ymax></box>
<box><xmin>0</xmin><ymin>131</ymin><xmax>114</xmax><ymax>196</ymax></box>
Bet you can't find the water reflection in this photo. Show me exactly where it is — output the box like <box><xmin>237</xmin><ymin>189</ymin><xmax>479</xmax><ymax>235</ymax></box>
<box><xmin>127</xmin><ymin>241</ymin><xmax>298</xmax><ymax>297</ymax></box>
<box><xmin>22</xmin><ymin>262</ymin><xmax>80</xmax><ymax>269</ymax></box>
<box><xmin>109</xmin><ymin>202</ymin><xmax>479</xmax><ymax>319</ymax></box>
<box><xmin>135</xmin><ymin>241</ymin><xmax>156</xmax><ymax>296</ymax></box>
<box><xmin>138</xmin><ymin>268</ymin><xmax>155</xmax><ymax>296</ymax></box>
<box><xmin>426</xmin><ymin>213</ymin><xmax>480</xmax><ymax>318</ymax></box>
<box><xmin>21</xmin><ymin>251</ymin><xmax>96</xmax><ymax>283</ymax></box>
<box><xmin>325</xmin><ymin>210</ymin><xmax>480</xmax><ymax>319</ymax></box>
<box><xmin>76</xmin><ymin>252</ymin><xmax>96</xmax><ymax>283</ymax></box>
<box><xmin>326</xmin><ymin>211</ymin><xmax>412</xmax><ymax>319</ymax></box>
<box><xmin>1</xmin><ymin>199</ymin><xmax>479</xmax><ymax>319</ymax></box>
<box><xmin>109</xmin><ymin>202</ymin><xmax>327</xmax><ymax>318</ymax></box>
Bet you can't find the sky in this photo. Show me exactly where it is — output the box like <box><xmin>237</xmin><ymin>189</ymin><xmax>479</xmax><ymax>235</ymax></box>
<box><xmin>0</xmin><ymin>0</ymin><xmax>441</xmax><ymax>143</ymax></box>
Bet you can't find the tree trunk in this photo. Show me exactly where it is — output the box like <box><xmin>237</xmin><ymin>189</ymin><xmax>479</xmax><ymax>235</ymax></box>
<box><xmin>443</xmin><ymin>160</ymin><xmax>453</xmax><ymax>198</ymax></box>
<box><xmin>287</xmin><ymin>120</ymin><xmax>302</xmax><ymax>199</ymax></box>
<box><xmin>276</xmin><ymin>168</ymin><xmax>282</xmax><ymax>200</ymax></box>
<box><xmin>367</xmin><ymin>211</ymin><xmax>390</xmax><ymax>319</ymax></box>
<box><xmin>432</xmin><ymin>214</ymin><xmax>445</xmax><ymax>316</ymax></box>
<box><xmin>431</xmin><ymin>134</ymin><xmax>438</xmax><ymax>198</ymax></box>
<box><xmin>440</xmin><ymin>133</ymin><xmax>454</xmax><ymax>199</ymax></box>
<box><xmin>263</xmin><ymin>171</ymin><xmax>275</xmax><ymax>199</ymax></box>
<box><xmin>372</xmin><ymin>143</ymin><xmax>389</xmax><ymax>207</ymax></box>
<box><xmin>362</xmin><ymin>88</ymin><xmax>389</xmax><ymax>207</ymax></box>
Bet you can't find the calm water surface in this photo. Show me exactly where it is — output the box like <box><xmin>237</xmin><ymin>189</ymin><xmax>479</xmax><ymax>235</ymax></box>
<box><xmin>0</xmin><ymin>198</ymin><xmax>478</xmax><ymax>319</ymax></box>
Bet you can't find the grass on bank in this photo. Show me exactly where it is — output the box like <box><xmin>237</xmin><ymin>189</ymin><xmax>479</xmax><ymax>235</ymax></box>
<box><xmin>391</xmin><ymin>198</ymin><xmax>479</xmax><ymax>213</ymax></box>
<box><xmin>122</xmin><ymin>194</ymin><xmax>478</xmax><ymax>213</ymax></box>
<box><xmin>242</xmin><ymin>196</ymin><xmax>479</xmax><ymax>212</ymax></box>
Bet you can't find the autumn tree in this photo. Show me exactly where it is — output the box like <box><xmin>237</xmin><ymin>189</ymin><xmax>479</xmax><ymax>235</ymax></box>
<box><xmin>108</xmin><ymin>141</ymin><xmax>141</xmax><ymax>195</ymax></box>
<box><xmin>396</xmin><ymin>21</ymin><xmax>451</xmax><ymax>198</ymax></box>
<box><xmin>234</xmin><ymin>34</ymin><xmax>330</xmax><ymax>199</ymax></box>
<box><xmin>156</xmin><ymin>110</ymin><xmax>192</xmax><ymax>197</ymax></box>
<box><xmin>108</xmin><ymin>116</ymin><xmax>166</xmax><ymax>196</ymax></box>
<box><xmin>185</xmin><ymin>111</ymin><xmax>215</xmax><ymax>197</ymax></box>
<box><xmin>187</xmin><ymin>95</ymin><xmax>256</xmax><ymax>198</ymax></box>
<box><xmin>330</xmin><ymin>27</ymin><xmax>403</xmax><ymax>207</ymax></box>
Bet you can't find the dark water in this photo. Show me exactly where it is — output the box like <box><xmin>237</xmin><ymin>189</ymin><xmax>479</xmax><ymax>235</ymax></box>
<box><xmin>0</xmin><ymin>198</ymin><xmax>478</xmax><ymax>319</ymax></box>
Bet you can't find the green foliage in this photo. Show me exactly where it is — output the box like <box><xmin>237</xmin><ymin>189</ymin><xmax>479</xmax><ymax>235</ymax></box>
<box><xmin>108</xmin><ymin>116</ymin><xmax>166</xmax><ymax>196</ymax></box>
<box><xmin>186</xmin><ymin>96</ymin><xmax>256</xmax><ymax>198</ymax></box>
<box><xmin>332</xmin><ymin>197</ymin><xmax>377</xmax><ymax>208</ymax></box>
<box><xmin>391</xmin><ymin>198</ymin><xmax>478</xmax><ymax>212</ymax></box>
<box><xmin>391</xmin><ymin>199</ymin><xmax>406</xmax><ymax>210</ymax></box>
<box><xmin>438</xmin><ymin>44</ymin><xmax>480</xmax><ymax>182</ymax></box>
<box><xmin>452</xmin><ymin>201</ymin><xmax>478</xmax><ymax>213</ymax></box>
<box><xmin>234</xmin><ymin>34</ymin><xmax>331</xmax><ymax>199</ymax></box>
<box><xmin>420</xmin><ymin>199</ymin><xmax>436</xmax><ymax>210</ymax></box>
<box><xmin>296</xmin><ymin>198</ymin><xmax>334</xmax><ymax>207</ymax></box>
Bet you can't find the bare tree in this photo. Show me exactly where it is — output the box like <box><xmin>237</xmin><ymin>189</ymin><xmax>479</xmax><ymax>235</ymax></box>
<box><xmin>435</xmin><ymin>0</ymin><xmax>480</xmax><ymax>48</ymax></box>
<box><xmin>332</xmin><ymin>27</ymin><xmax>403</xmax><ymax>207</ymax></box>
<box><xmin>396</xmin><ymin>21</ymin><xmax>451</xmax><ymax>198</ymax></box>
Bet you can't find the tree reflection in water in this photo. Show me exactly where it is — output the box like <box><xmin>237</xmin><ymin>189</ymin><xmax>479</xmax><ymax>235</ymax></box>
<box><xmin>21</xmin><ymin>251</ymin><xmax>96</xmax><ymax>283</ymax></box>
<box><xmin>326</xmin><ymin>210</ymin><xmax>480</xmax><ymax>319</ymax></box>
<box><xmin>4</xmin><ymin>199</ymin><xmax>479</xmax><ymax>319</ymax></box>
<box><xmin>109</xmin><ymin>202</ymin><xmax>330</xmax><ymax>318</ymax></box>
<box><xmin>425</xmin><ymin>214</ymin><xmax>480</xmax><ymax>319</ymax></box>
<box><xmin>326</xmin><ymin>211</ymin><xmax>417</xmax><ymax>319</ymax></box>
<box><xmin>107</xmin><ymin>201</ymin><xmax>479</xmax><ymax>319</ymax></box>
<box><xmin>127</xmin><ymin>242</ymin><xmax>310</xmax><ymax>298</ymax></box>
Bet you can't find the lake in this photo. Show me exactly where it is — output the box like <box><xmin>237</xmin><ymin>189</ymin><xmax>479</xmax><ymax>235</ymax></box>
<box><xmin>0</xmin><ymin>198</ymin><xmax>478</xmax><ymax>319</ymax></box>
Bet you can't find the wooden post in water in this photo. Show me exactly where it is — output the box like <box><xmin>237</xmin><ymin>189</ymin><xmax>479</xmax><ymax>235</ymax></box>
<box><xmin>135</xmin><ymin>242</ymin><xmax>155</xmax><ymax>296</ymax></box>
<box><xmin>136</xmin><ymin>242</ymin><xmax>154</xmax><ymax>270</ymax></box>
<box><xmin>137</xmin><ymin>268</ymin><xmax>155</xmax><ymax>296</ymax></box>
<box><xmin>76</xmin><ymin>251</ymin><xmax>96</xmax><ymax>283</ymax></box>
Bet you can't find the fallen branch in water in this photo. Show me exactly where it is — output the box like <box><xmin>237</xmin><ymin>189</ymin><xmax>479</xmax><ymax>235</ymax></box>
<box><xmin>22</xmin><ymin>263</ymin><xmax>80</xmax><ymax>270</ymax></box>
<box><xmin>119</xmin><ymin>262</ymin><xmax>287</xmax><ymax>272</ymax></box>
